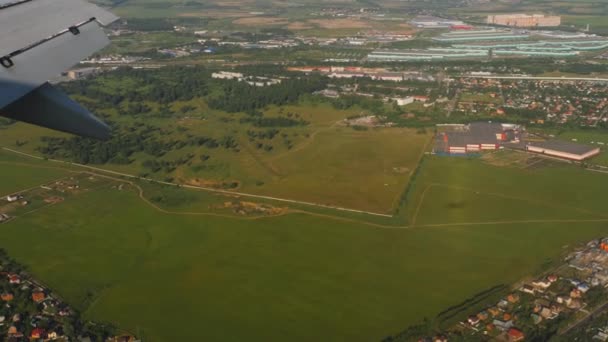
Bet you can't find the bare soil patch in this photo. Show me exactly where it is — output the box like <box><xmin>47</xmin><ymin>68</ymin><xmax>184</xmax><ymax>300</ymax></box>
<box><xmin>308</xmin><ymin>19</ymin><xmax>371</xmax><ymax>29</ymax></box>
<box><xmin>233</xmin><ymin>17</ymin><xmax>289</xmax><ymax>26</ymax></box>
<box><xmin>288</xmin><ymin>21</ymin><xmax>314</xmax><ymax>30</ymax></box>
<box><xmin>178</xmin><ymin>10</ymin><xmax>248</xmax><ymax>18</ymax></box>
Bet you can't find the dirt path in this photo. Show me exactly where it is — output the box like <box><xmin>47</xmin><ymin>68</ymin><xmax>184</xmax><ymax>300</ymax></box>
<box><xmin>2</xmin><ymin>147</ymin><xmax>393</xmax><ymax>218</ymax></box>
<box><xmin>267</xmin><ymin>121</ymin><xmax>339</xmax><ymax>164</ymax></box>
<box><xmin>389</xmin><ymin>134</ymin><xmax>434</xmax><ymax>215</ymax></box>
<box><xmin>411</xmin><ymin>183</ymin><xmax>433</xmax><ymax>226</ymax></box>
<box><xmin>240</xmin><ymin>138</ymin><xmax>282</xmax><ymax>177</ymax></box>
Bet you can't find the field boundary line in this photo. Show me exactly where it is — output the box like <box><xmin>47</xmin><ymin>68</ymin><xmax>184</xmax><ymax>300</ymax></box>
<box><xmin>411</xmin><ymin>183</ymin><xmax>434</xmax><ymax>226</ymax></box>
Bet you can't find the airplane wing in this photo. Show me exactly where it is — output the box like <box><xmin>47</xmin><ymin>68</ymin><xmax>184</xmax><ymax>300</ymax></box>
<box><xmin>0</xmin><ymin>0</ymin><xmax>118</xmax><ymax>140</ymax></box>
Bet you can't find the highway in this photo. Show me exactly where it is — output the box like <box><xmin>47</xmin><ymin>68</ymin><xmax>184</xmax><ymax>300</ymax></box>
<box><xmin>459</xmin><ymin>75</ymin><xmax>608</xmax><ymax>82</ymax></box>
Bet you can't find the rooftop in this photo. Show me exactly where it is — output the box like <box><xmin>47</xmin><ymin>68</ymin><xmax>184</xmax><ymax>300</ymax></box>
<box><xmin>527</xmin><ymin>140</ymin><xmax>599</xmax><ymax>155</ymax></box>
<box><xmin>436</xmin><ymin>122</ymin><xmax>506</xmax><ymax>149</ymax></box>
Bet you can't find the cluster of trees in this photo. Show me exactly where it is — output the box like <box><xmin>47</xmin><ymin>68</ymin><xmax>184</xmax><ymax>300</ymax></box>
<box><xmin>123</xmin><ymin>18</ymin><xmax>174</xmax><ymax>31</ymax></box>
<box><xmin>332</xmin><ymin>95</ymin><xmax>388</xmax><ymax>116</ymax></box>
<box><xmin>557</xmin><ymin>63</ymin><xmax>608</xmax><ymax>75</ymax></box>
<box><xmin>142</xmin><ymin>153</ymin><xmax>194</xmax><ymax>173</ymax></box>
<box><xmin>208</xmin><ymin>76</ymin><xmax>327</xmax><ymax>113</ymax></box>
<box><xmin>502</xmin><ymin>107</ymin><xmax>546</xmax><ymax>120</ymax></box>
<box><xmin>37</xmin><ymin>123</ymin><xmax>239</xmax><ymax>165</ymax></box>
<box><xmin>240</xmin><ymin>116</ymin><xmax>308</xmax><ymax>127</ymax></box>
<box><xmin>61</xmin><ymin>67</ymin><xmax>210</xmax><ymax>108</ymax></box>
<box><xmin>247</xmin><ymin>129</ymin><xmax>280</xmax><ymax>140</ymax></box>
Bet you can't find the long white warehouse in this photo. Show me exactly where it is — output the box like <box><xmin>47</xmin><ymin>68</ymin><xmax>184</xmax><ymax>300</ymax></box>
<box><xmin>526</xmin><ymin>140</ymin><xmax>600</xmax><ymax>161</ymax></box>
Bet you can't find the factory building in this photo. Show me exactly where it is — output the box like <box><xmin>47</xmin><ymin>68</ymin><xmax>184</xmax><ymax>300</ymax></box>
<box><xmin>410</xmin><ymin>16</ymin><xmax>464</xmax><ymax>28</ymax></box>
<box><xmin>525</xmin><ymin>141</ymin><xmax>600</xmax><ymax>161</ymax></box>
<box><xmin>487</xmin><ymin>14</ymin><xmax>561</xmax><ymax>27</ymax></box>
<box><xmin>432</xmin><ymin>29</ymin><xmax>529</xmax><ymax>42</ymax></box>
<box><xmin>435</xmin><ymin>122</ymin><xmax>519</xmax><ymax>154</ymax></box>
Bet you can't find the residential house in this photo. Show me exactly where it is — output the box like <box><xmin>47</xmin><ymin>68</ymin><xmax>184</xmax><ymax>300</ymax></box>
<box><xmin>593</xmin><ymin>331</ymin><xmax>608</xmax><ymax>341</ymax></box>
<box><xmin>433</xmin><ymin>335</ymin><xmax>448</xmax><ymax>342</ymax></box>
<box><xmin>508</xmin><ymin>328</ymin><xmax>525</xmax><ymax>342</ymax></box>
<box><xmin>1</xmin><ymin>293</ymin><xmax>14</xmax><ymax>301</ymax></box>
<box><xmin>492</xmin><ymin>319</ymin><xmax>514</xmax><ymax>331</ymax></box>
<box><xmin>577</xmin><ymin>283</ymin><xmax>590</xmax><ymax>293</ymax></box>
<box><xmin>8</xmin><ymin>325</ymin><xmax>18</xmax><ymax>335</ymax></box>
<box><xmin>5</xmin><ymin>195</ymin><xmax>19</xmax><ymax>202</ymax></box>
<box><xmin>31</xmin><ymin>328</ymin><xmax>45</xmax><ymax>339</ymax></box>
<box><xmin>540</xmin><ymin>307</ymin><xmax>558</xmax><ymax>320</ymax></box>
<box><xmin>8</xmin><ymin>274</ymin><xmax>20</xmax><ymax>284</ymax></box>
<box><xmin>521</xmin><ymin>284</ymin><xmax>535</xmax><ymax>294</ymax></box>
<box><xmin>570</xmin><ymin>288</ymin><xmax>583</xmax><ymax>298</ymax></box>
<box><xmin>498</xmin><ymin>299</ymin><xmax>509</xmax><ymax>309</ymax></box>
<box><xmin>477</xmin><ymin>311</ymin><xmax>489</xmax><ymax>321</ymax></box>
<box><xmin>533</xmin><ymin>279</ymin><xmax>552</xmax><ymax>290</ymax></box>
<box><xmin>507</xmin><ymin>293</ymin><xmax>520</xmax><ymax>303</ymax></box>
<box><xmin>488</xmin><ymin>307</ymin><xmax>501</xmax><ymax>317</ymax></box>
<box><xmin>32</xmin><ymin>291</ymin><xmax>45</xmax><ymax>303</ymax></box>
<box><xmin>567</xmin><ymin>298</ymin><xmax>582</xmax><ymax>309</ymax></box>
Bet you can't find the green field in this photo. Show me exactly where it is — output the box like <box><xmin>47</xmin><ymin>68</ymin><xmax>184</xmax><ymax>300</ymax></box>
<box><xmin>2</xmin><ymin>150</ymin><xmax>608</xmax><ymax>341</ymax></box>
<box><xmin>0</xmin><ymin>154</ymin><xmax>71</xmax><ymax>195</ymax></box>
<box><xmin>405</xmin><ymin>155</ymin><xmax>608</xmax><ymax>221</ymax></box>
<box><xmin>0</xmin><ymin>88</ymin><xmax>430</xmax><ymax>214</ymax></box>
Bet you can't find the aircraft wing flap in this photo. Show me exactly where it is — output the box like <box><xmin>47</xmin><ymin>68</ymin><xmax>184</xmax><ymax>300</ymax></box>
<box><xmin>0</xmin><ymin>20</ymin><xmax>110</xmax><ymax>108</ymax></box>
<box><xmin>2</xmin><ymin>82</ymin><xmax>111</xmax><ymax>140</ymax></box>
<box><xmin>0</xmin><ymin>0</ymin><xmax>118</xmax><ymax>56</ymax></box>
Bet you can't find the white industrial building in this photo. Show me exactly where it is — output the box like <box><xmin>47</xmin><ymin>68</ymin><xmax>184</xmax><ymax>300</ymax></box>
<box><xmin>526</xmin><ymin>141</ymin><xmax>600</xmax><ymax>161</ymax></box>
<box><xmin>211</xmin><ymin>71</ymin><xmax>244</xmax><ymax>80</ymax></box>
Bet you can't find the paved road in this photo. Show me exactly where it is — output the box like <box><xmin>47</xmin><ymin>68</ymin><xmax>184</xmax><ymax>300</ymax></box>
<box><xmin>560</xmin><ymin>300</ymin><xmax>608</xmax><ymax>336</ymax></box>
<box><xmin>459</xmin><ymin>75</ymin><xmax>608</xmax><ymax>82</ymax></box>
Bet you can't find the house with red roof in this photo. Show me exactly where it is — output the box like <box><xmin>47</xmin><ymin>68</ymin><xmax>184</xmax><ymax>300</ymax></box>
<box><xmin>8</xmin><ymin>274</ymin><xmax>20</xmax><ymax>284</ymax></box>
<box><xmin>32</xmin><ymin>291</ymin><xmax>46</xmax><ymax>303</ymax></box>
<box><xmin>31</xmin><ymin>327</ymin><xmax>45</xmax><ymax>339</ymax></box>
<box><xmin>508</xmin><ymin>327</ymin><xmax>525</xmax><ymax>341</ymax></box>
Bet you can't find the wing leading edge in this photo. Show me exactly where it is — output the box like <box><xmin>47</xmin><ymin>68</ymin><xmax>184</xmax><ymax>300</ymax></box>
<box><xmin>0</xmin><ymin>0</ymin><xmax>118</xmax><ymax>139</ymax></box>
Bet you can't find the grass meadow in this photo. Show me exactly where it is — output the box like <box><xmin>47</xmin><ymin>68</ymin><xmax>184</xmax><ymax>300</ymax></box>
<box><xmin>1</xmin><ymin>151</ymin><xmax>608</xmax><ymax>340</ymax></box>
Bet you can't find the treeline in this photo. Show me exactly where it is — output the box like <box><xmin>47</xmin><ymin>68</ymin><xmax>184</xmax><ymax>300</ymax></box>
<box><xmin>557</xmin><ymin>63</ymin><xmax>608</xmax><ymax>75</ymax></box>
<box><xmin>124</xmin><ymin>18</ymin><xmax>174</xmax><ymax>31</ymax></box>
<box><xmin>61</xmin><ymin>66</ymin><xmax>210</xmax><ymax>107</ymax></box>
<box><xmin>247</xmin><ymin>129</ymin><xmax>280</xmax><ymax>140</ymax></box>
<box><xmin>502</xmin><ymin>107</ymin><xmax>546</xmax><ymax>120</ymax></box>
<box><xmin>382</xmin><ymin>284</ymin><xmax>508</xmax><ymax>342</ymax></box>
<box><xmin>240</xmin><ymin>116</ymin><xmax>308</xmax><ymax>127</ymax></box>
<box><xmin>142</xmin><ymin>154</ymin><xmax>195</xmax><ymax>174</ymax></box>
<box><xmin>37</xmin><ymin>124</ymin><xmax>239</xmax><ymax>165</ymax></box>
<box><xmin>332</xmin><ymin>95</ymin><xmax>388</xmax><ymax>115</ymax></box>
<box><xmin>208</xmin><ymin>76</ymin><xmax>327</xmax><ymax>113</ymax></box>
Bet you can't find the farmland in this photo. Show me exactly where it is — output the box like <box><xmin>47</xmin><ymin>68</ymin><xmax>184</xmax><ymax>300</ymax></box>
<box><xmin>2</xmin><ymin>147</ymin><xmax>608</xmax><ymax>340</ymax></box>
